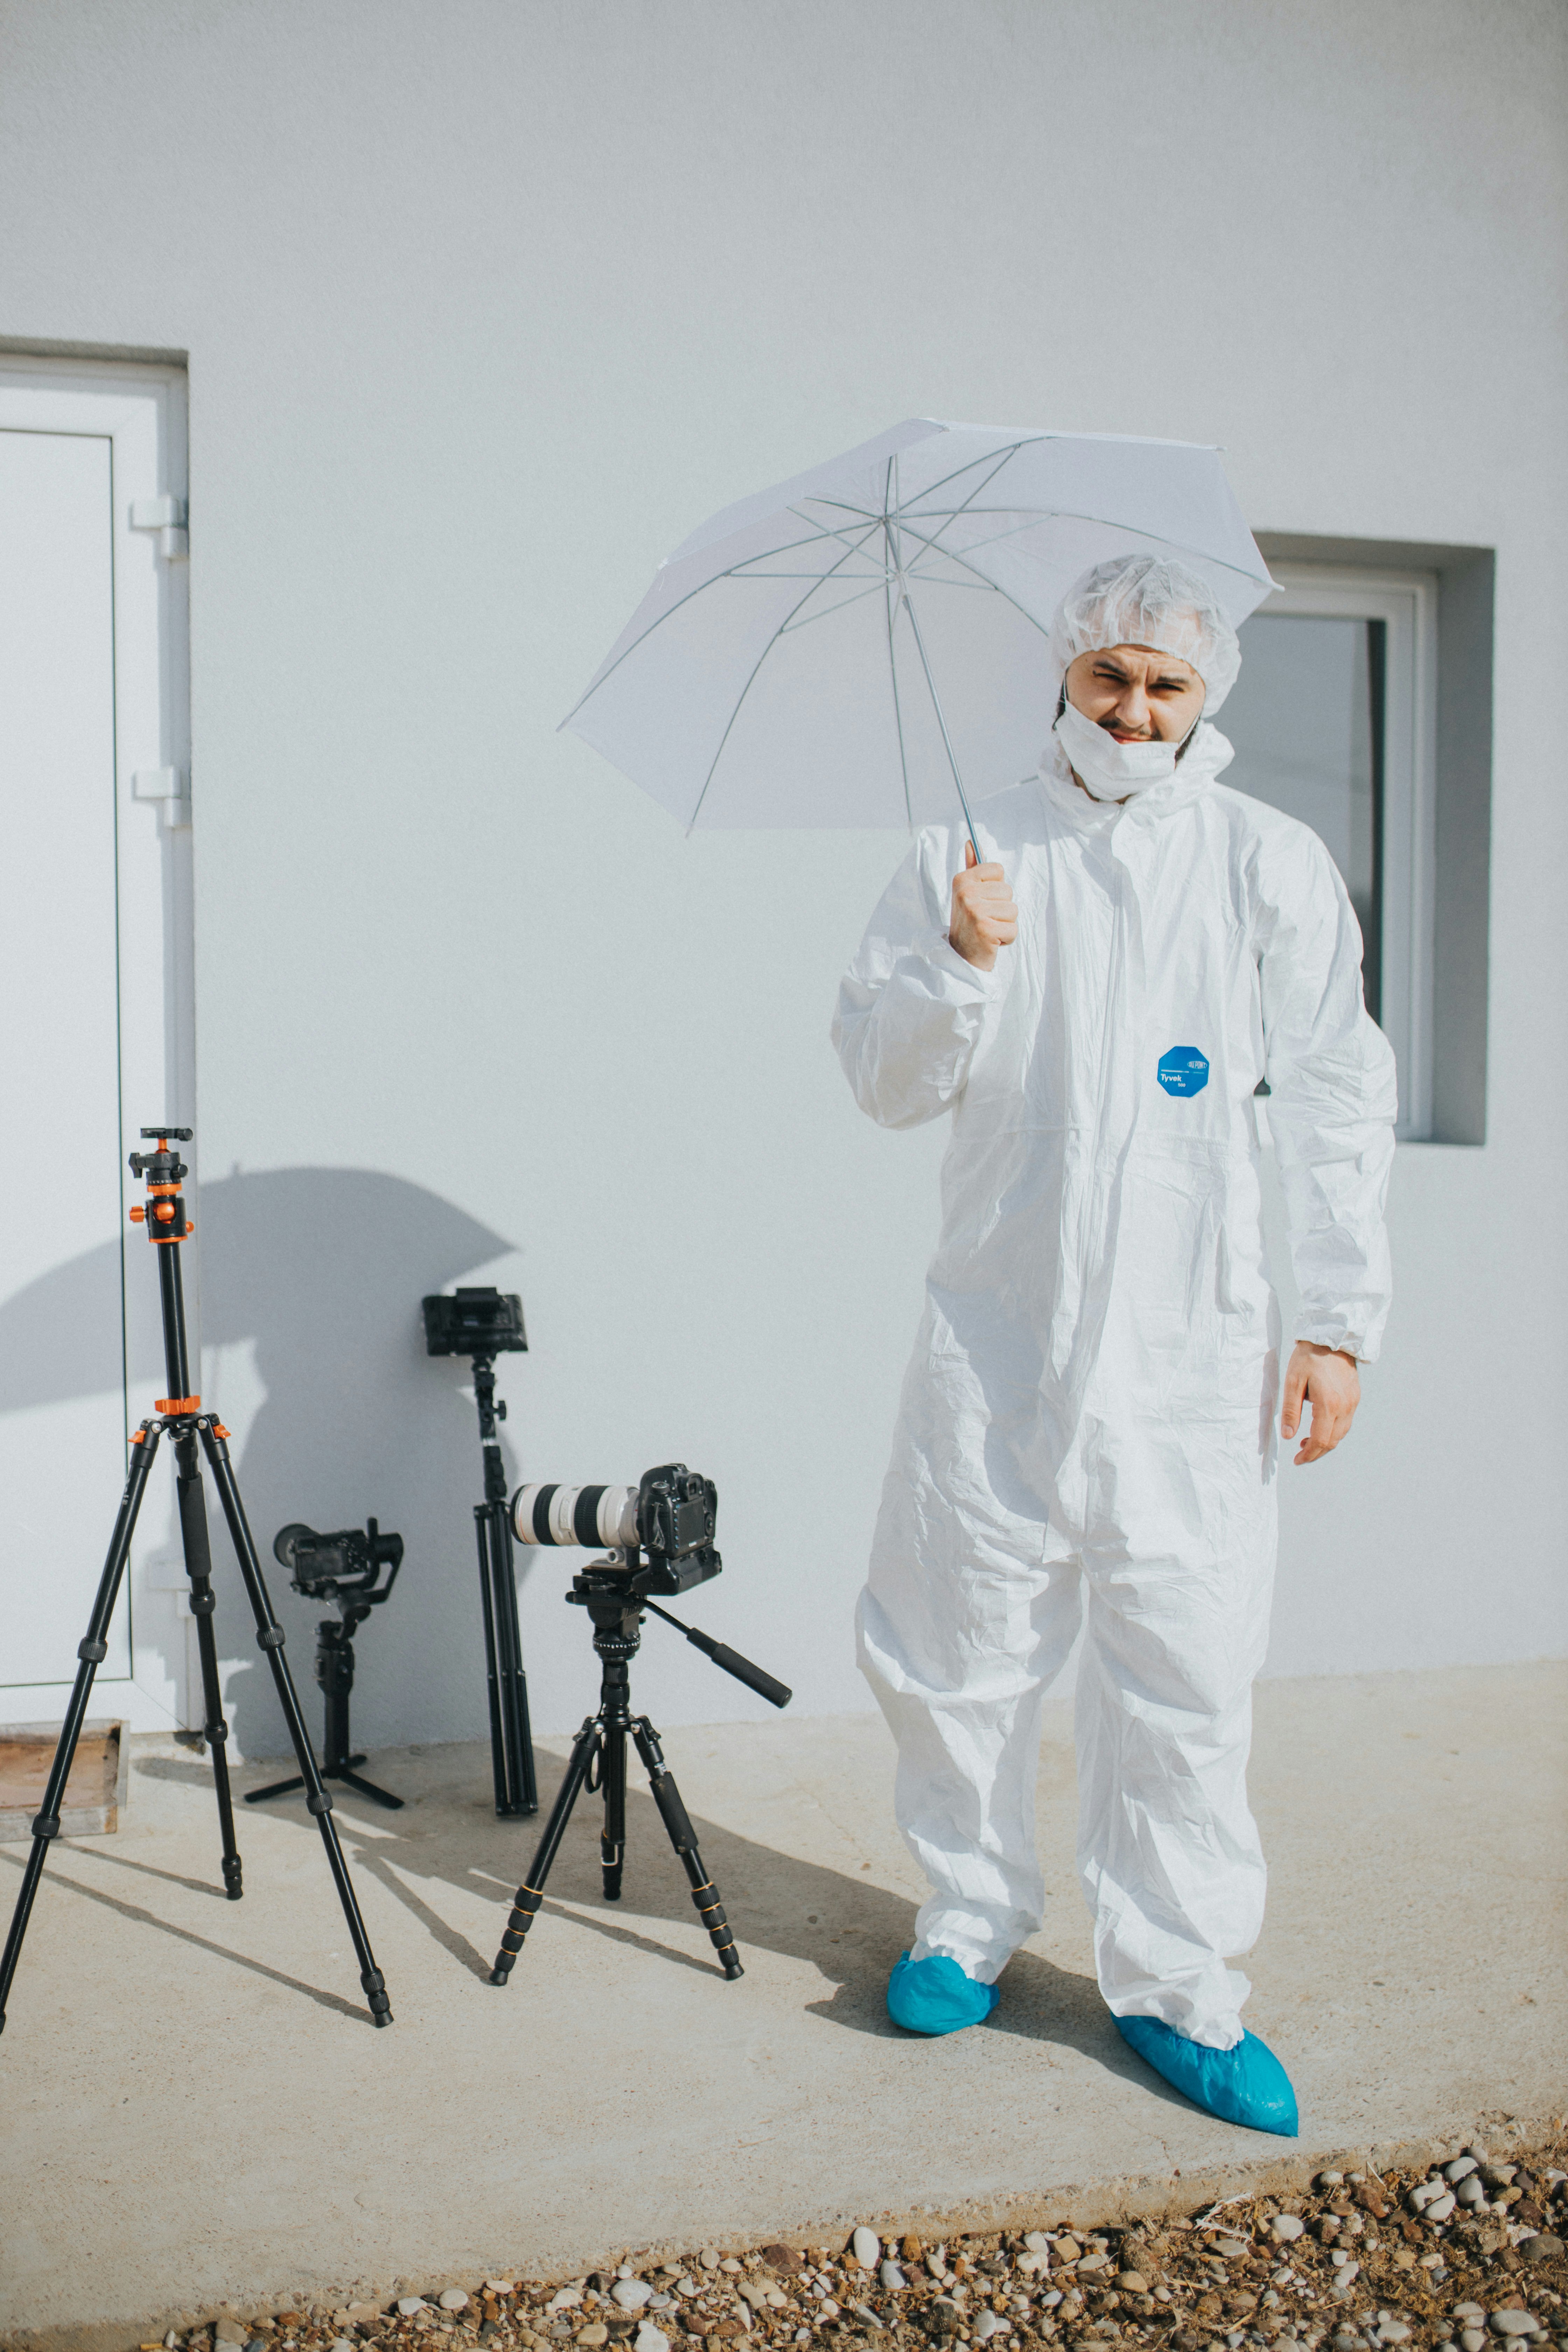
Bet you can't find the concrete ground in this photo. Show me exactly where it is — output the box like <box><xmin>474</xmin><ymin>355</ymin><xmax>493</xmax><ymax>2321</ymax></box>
<box><xmin>1</xmin><ymin>1662</ymin><xmax>1563</xmax><ymax>2349</ymax></box>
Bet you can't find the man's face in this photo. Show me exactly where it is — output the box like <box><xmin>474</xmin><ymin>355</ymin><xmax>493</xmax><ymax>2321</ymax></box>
<box><xmin>1064</xmin><ymin>643</ymin><xmax>1206</xmax><ymax>742</ymax></box>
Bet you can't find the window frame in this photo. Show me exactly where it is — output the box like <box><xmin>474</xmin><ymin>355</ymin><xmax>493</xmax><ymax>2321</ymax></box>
<box><xmin>1256</xmin><ymin>562</ymin><xmax>1439</xmax><ymax>1142</ymax></box>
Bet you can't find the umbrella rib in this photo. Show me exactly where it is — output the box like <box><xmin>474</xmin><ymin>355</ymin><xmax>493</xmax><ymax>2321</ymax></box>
<box><xmin>900</xmin><ymin>446</ymin><xmax>1023</xmax><ymax>556</ymax></box>
<box><xmin>559</xmin><ymin>517</ymin><xmax>884</xmax><ymax>725</ymax></box>
<box><xmin>684</xmin><ymin>531</ymin><xmax>883</xmax><ymax>832</ymax></box>
<box><xmin>778</xmin><ymin>578</ymin><xmax>890</xmax><ymax>631</ymax></box>
<box><xmin>891</xmin><ymin>517</ymin><xmax>1058</xmax><ymax>638</ymax></box>
<box><xmin>901</xmin><ymin>503</ymin><xmax>1272</xmax><ymax>592</ymax></box>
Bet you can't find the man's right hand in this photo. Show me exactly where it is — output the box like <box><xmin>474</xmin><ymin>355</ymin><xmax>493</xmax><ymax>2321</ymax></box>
<box><xmin>949</xmin><ymin>841</ymin><xmax>1018</xmax><ymax>972</ymax></box>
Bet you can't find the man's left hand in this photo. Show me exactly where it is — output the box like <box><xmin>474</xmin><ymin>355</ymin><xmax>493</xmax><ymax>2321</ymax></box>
<box><xmin>1281</xmin><ymin>1342</ymin><xmax>1360</xmax><ymax>1465</ymax></box>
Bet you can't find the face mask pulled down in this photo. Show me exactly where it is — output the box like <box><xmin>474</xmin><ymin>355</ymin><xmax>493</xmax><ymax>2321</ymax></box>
<box><xmin>1054</xmin><ymin>696</ymin><xmax>1182</xmax><ymax>802</ymax></box>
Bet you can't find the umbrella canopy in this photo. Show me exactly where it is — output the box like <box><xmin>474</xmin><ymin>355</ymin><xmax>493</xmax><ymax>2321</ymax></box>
<box><xmin>562</xmin><ymin>418</ymin><xmax>1275</xmax><ymax>843</ymax></box>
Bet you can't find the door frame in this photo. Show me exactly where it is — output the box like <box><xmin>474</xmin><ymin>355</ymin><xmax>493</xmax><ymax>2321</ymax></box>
<box><xmin>0</xmin><ymin>356</ymin><xmax>197</xmax><ymax>1731</ymax></box>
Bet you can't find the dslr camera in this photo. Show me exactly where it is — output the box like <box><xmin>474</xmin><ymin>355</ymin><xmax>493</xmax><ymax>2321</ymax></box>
<box><xmin>512</xmin><ymin>1463</ymin><xmax>720</xmax><ymax>1597</ymax></box>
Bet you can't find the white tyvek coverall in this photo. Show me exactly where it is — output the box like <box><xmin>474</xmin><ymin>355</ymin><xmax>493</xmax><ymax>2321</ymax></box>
<box><xmin>833</xmin><ymin>724</ymin><xmax>1396</xmax><ymax>2048</ymax></box>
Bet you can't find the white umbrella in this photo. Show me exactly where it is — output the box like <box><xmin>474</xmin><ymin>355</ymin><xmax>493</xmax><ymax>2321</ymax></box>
<box><xmin>562</xmin><ymin>418</ymin><xmax>1274</xmax><ymax>853</ymax></box>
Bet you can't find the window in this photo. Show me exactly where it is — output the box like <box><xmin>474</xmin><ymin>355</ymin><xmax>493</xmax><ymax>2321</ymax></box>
<box><xmin>1223</xmin><ymin>565</ymin><xmax>1437</xmax><ymax>1140</ymax></box>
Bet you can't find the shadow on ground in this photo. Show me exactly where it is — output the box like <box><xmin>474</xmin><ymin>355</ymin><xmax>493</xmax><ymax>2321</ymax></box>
<box><xmin>121</xmin><ymin>1740</ymin><xmax>1187</xmax><ymax>2111</ymax></box>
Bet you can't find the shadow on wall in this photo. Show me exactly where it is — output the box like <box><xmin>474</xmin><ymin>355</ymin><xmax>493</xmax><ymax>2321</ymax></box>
<box><xmin>0</xmin><ymin>1168</ymin><xmax>517</xmax><ymax>1758</ymax></box>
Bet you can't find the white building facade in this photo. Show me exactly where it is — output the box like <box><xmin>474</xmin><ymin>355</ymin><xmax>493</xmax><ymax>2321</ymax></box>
<box><xmin>0</xmin><ymin>0</ymin><xmax>1563</xmax><ymax>1759</ymax></box>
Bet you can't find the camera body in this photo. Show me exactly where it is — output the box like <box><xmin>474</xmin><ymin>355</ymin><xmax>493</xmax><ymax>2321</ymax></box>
<box><xmin>422</xmin><ymin>1288</ymin><xmax>528</xmax><ymax>1358</ymax></box>
<box><xmin>512</xmin><ymin>1463</ymin><xmax>721</xmax><ymax>1597</ymax></box>
<box><xmin>273</xmin><ymin>1519</ymin><xmax>404</xmax><ymax>1604</ymax></box>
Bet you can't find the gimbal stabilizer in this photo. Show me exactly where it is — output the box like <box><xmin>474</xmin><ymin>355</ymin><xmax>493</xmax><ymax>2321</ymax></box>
<box><xmin>0</xmin><ymin>1130</ymin><xmax>392</xmax><ymax>2033</ymax></box>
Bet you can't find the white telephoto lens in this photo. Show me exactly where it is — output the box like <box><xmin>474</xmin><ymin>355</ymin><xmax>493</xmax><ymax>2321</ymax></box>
<box><xmin>511</xmin><ymin>1483</ymin><xmax>640</xmax><ymax>1549</ymax></box>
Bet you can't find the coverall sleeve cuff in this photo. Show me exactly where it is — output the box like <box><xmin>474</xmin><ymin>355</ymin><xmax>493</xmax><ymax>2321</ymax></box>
<box><xmin>924</xmin><ymin>931</ymin><xmax>1002</xmax><ymax>994</ymax></box>
<box><xmin>1294</xmin><ymin>1322</ymin><xmax>1376</xmax><ymax>1366</ymax></box>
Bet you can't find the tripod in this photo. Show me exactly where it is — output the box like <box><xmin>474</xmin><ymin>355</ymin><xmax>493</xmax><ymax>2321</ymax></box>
<box><xmin>489</xmin><ymin>1551</ymin><xmax>791</xmax><ymax>1988</ymax></box>
<box><xmin>422</xmin><ymin>1291</ymin><xmax>537</xmax><ymax>1819</ymax></box>
<box><xmin>471</xmin><ymin>1354</ymin><xmax>537</xmax><ymax>1816</ymax></box>
<box><xmin>0</xmin><ymin>1129</ymin><xmax>392</xmax><ymax>2032</ymax></box>
<box><xmin>246</xmin><ymin>1519</ymin><xmax>405</xmax><ymax>1811</ymax></box>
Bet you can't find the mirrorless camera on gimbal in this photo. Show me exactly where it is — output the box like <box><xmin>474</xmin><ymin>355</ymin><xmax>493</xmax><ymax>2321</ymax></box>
<box><xmin>274</xmin><ymin>1519</ymin><xmax>404</xmax><ymax>1603</ymax></box>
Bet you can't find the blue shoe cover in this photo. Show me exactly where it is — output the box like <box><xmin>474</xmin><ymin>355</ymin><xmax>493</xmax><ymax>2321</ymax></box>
<box><xmin>887</xmin><ymin>1949</ymin><xmax>1000</xmax><ymax>2035</ymax></box>
<box><xmin>1115</xmin><ymin>2012</ymin><xmax>1299</xmax><ymax>2136</ymax></box>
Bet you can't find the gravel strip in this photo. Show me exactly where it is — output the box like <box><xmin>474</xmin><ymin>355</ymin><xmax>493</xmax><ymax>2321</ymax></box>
<box><xmin>134</xmin><ymin>2137</ymin><xmax>1567</xmax><ymax>2352</ymax></box>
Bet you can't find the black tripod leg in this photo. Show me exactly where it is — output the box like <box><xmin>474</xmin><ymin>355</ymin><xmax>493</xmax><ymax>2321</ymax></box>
<box><xmin>491</xmin><ymin>1507</ymin><xmax>538</xmax><ymax>1814</ymax></box>
<box><xmin>474</xmin><ymin>1505</ymin><xmax>512</xmax><ymax>1814</ymax></box>
<box><xmin>331</xmin><ymin>1766</ymin><xmax>404</xmax><ymax>1810</ymax></box>
<box><xmin>245</xmin><ymin>1771</ymin><xmax>307</xmax><ymax>1803</ymax></box>
<box><xmin>197</xmin><ymin>1422</ymin><xmax>393</xmax><ymax>2028</ymax></box>
<box><xmin>0</xmin><ymin>1425</ymin><xmax>160</xmax><ymax>2031</ymax></box>
<box><xmin>632</xmin><ymin>1718</ymin><xmax>743</xmax><ymax>1980</ymax></box>
<box><xmin>601</xmin><ymin>1721</ymin><xmax>626</xmax><ymax>1902</ymax></box>
<box><xmin>174</xmin><ymin>1432</ymin><xmax>243</xmax><ymax>1898</ymax></box>
<box><xmin>489</xmin><ymin>1714</ymin><xmax>600</xmax><ymax>1984</ymax></box>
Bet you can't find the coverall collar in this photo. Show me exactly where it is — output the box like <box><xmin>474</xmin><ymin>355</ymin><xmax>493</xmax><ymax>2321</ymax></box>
<box><xmin>1039</xmin><ymin>720</ymin><xmax>1235</xmax><ymax>832</ymax></box>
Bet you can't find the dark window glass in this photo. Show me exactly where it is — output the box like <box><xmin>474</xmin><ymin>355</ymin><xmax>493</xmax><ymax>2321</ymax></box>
<box><xmin>1223</xmin><ymin>614</ymin><xmax>1386</xmax><ymax>1021</ymax></box>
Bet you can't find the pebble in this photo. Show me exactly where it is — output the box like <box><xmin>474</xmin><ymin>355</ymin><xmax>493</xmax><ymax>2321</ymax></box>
<box><xmin>1024</xmin><ymin>2233</ymin><xmax>1051</xmax><ymax>2255</ymax></box>
<box><xmin>1214</xmin><ymin>2238</ymin><xmax>1250</xmax><ymax>2261</ymax></box>
<box><xmin>548</xmin><ymin>2294</ymin><xmax>583</xmax><ymax>2315</ymax></box>
<box><xmin>878</xmin><ymin>2264</ymin><xmax>905</xmax><ymax>2292</ymax></box>
<box><xmin>397</xmin><ymin>2301</ymin><xmax>427</xmax><ymax>2318</ymax></box>
<box><xmin>972</xmin><ymin>2316</ymin><xmax>1008</xmax><ymax>2342</ymax></box>
<box><xmin>1489</xmin><ymin>2320</ymin><xmax>1542</xmax><ymax>2339</ymax></box>
<box><xmin>1427</xmin><ymin>2195</ymin><xmax>1458</xmax><ymax>2224</ymax></box>
<box><xmin>634</xmin><ymin>2328</ymin><xmax>668</xmax><ymax>2352</ymax></box>
<box><xmin>327</xmin><ymin>2339</ymin><xmax>356</xmax><ymax>2351</ymax></box>
<box><xmin>1525</xmin><ymin>2237</ymin><xmax>1564</xmax><ymax>2264</ymax></box>
<box><xmin>611</xmin><ymin>2283</ymin><xmax>651</xmax><ymax>2311</ymax></box>
<box><xmin>1272</xmin><ymin>2218</ymin><xmax>1308</xmax><ymax>2244</ymax></box>
<box><xmin>1376</xmin><ymin>2329</ymin><xmax>1411</xmax><ymax>2345</ymax></box>
<box><xmin>439</xmin><ymin>2293</ymin><xmax>469</xmax><ymax>2314</ymax></box>
<box><xmin>852</xmin><ymin>2229</ymin><xmax>881</xmax><ymax>2270</ymax></box>
<box><xmin>1116</xmin><ymin>2271</ymin><xmax>1148</xmax><ymax>2292</ymax></box>
<box><xmin>576</xmin><ymin>2330</ymin><xmax>608</xmax><ymax>2347</ymax></box>
<box><xmin>1448</xmin><ymin>2161</ymin><xmax>1482</xmax><ymax>2185</ymax></box>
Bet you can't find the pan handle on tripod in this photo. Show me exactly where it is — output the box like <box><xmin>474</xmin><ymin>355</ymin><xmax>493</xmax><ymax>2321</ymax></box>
<box><xmin>640</xmin><ymin>1600</ymin><xmax>792</xmax><ymax>1710</ymax></box>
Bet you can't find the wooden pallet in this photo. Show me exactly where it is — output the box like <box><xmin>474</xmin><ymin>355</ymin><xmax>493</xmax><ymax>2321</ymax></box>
<box><xmin>0</xmin><ymin>1719</ymin><xmax>128</xmax><ymax>1841</ymax></box>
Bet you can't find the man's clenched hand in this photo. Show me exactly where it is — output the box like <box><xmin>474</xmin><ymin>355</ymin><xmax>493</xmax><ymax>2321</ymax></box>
<box><xmin>949</xmin><ymin>841</ymin><xmax>1018</xmax><ymax>972</ymax></box>
<box><xmin>1281</xmin><ymin>1341</ymin><xmax>1360</xmax><ymax>1464</ymax></box>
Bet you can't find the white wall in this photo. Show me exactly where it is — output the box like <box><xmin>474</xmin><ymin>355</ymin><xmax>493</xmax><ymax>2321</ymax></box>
<box><xmin>1</xmin><ymin>0</ymin><xmax>1563</xmax><ymax>1757</ymax></box>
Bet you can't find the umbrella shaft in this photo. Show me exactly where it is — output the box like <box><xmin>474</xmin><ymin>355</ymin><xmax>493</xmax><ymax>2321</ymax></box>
<box><xmin>900</xmin><ymin>586</ymin><xmax>983</xmax><ymax>863</ymax></box>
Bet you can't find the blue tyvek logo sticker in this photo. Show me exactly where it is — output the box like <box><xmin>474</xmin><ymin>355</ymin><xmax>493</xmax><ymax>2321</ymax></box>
<box><xmin>1157</xmin><ymin>1046</ymin><xmax>1210</xmax><ymax>1097</ymax></box>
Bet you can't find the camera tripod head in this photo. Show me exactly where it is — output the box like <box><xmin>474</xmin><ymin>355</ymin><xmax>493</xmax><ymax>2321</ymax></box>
<box><xmin>127</xmin><ymin>1128</ymin><xmax>194</xmax><ymax>1241</ymax></box>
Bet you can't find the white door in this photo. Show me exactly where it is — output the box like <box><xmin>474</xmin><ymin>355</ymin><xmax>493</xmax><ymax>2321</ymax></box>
<box><xmin>0</xmin><ymin>360</ymin><xmax>195</xmax><ymax>1732</ymax></box>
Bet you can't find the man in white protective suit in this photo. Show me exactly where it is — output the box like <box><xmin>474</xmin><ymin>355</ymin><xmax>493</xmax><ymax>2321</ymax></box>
<box><xmin>831</xmin><ymin>553</ymin><xmax>1396</xmax><ymax>2135</ymax></box>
